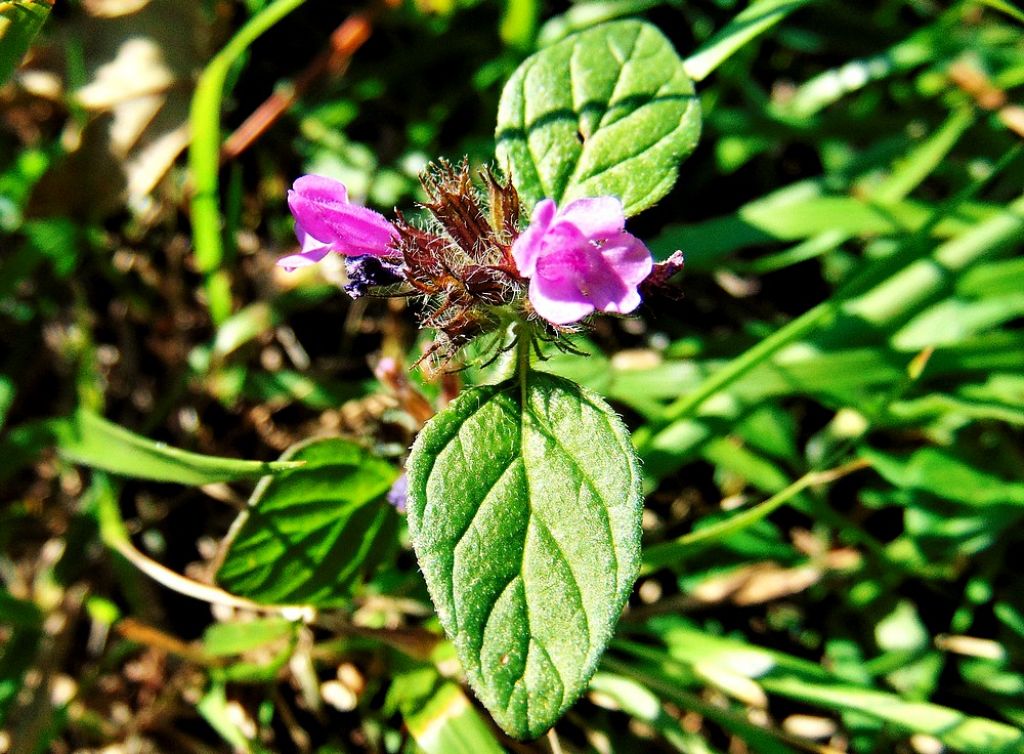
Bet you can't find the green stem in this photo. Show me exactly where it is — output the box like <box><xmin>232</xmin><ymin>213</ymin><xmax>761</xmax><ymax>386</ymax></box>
<box><xmin>641</xmin><ymin>458</ymin><xmax>869</xmax><ymax>572</ymax></box>
<box><xmin>188</xmin><ymin>0</ymin><xmax>308</xmax><ymax>325</ymax></box>
<box><xmin>683</xmin><ymin>0</ymin><xmax>816</xmax><ymax>82</ymax></box>
<box><xmin>515</xmin><ymin>319</ymin><xmax>532</xmax><ymax>405</ymax></box>
<box><xmin>635</xmin><ymin>151</ymin><xmax>1024</xmax><ymax>452</ymax></box>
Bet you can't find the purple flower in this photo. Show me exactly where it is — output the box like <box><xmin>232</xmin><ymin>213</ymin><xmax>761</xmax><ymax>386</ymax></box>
<box><xmin>386</xmin><ymin>473</ymin><xmax>408</xmax><ymax>513</ymax></box>
<box><xmin>342</xmin><ymin>254</ymin><xmax>406</xmax><ymax>298</ymax></box>
<box><xmin>276</xmin><ymin>175</ymin><xmax>400</xmax><ymax>271</ymax></box>
<box><xmin>511</xmin><ymin>197</ymin><xmax>653</xmax><ymax>325</ymax></box>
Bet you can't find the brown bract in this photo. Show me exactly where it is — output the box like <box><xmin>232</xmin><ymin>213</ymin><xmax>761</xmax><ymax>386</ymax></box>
<box><xmin>395</xmin><ymin>160</ymin><xmax>525</xmax><ymax>369</ymax></box>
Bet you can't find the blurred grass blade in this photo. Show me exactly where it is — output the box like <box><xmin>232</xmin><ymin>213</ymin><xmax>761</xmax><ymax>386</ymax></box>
<box><xmin>765</xmin><ymin>677</ymin><xmax>1024</xmax><ymax>753</ymax></box>
<box><xmin>840</xmin><ymin>191</ymin><xmax>1024</xmax><ymax>331</ymax></box>
<box><xmin>654</xmin><ymin>195</ymin><xmax>996</xmax><ymax>269</ymax></box>
<box><xmin>655</xmin><ymin>107</ymin><xmax>978</xmax><ymax>269</ymax></box>
<box><xmin>870</xmin><ymin>107</ymin><xmax>975</xmax><ymax>204</ymax></box>
<box><xmin>975</xmin><ymin>0</ymin><xmax>1024</xmax><ymax>24</ymax></box>
<box><xmin>640</xmin><ymin>188</ymin><xmax>1024</xmax><ymax>451</ymax></box>
<box><xmin>197</xmin><ymin>681</ymin><xmax>253</xmax><ymax>751</ymax></box>
<box><xmin>55</xmin><ymin>410</ymin><xmax>302</xmax><ymax>484</ymax></box>
<box><xmin>617</xmin><ymin>627</ymin><xmax>1024</xmax><ymax>754</ymax></box>
<box><xmin>590</xmin><ymin>673</ymin><xmax>724</xmax><ymax>753</ymax></box>
<box><xmin>0</xmin><ymin>0</ymin><xmax>52</xmax><ymax>87</ymax></box>
<box><xmin>499</xmin><ymin>0</ymin><xmax>538</xmax><ymax>48</ymax></box>
<box><xmin>404</xmin><ymin>682</ymin><xmax>506</xmax><ymax>754</ymax></box>
<box><xmin>683</xmin><ymin>0</ymin><xmax>816</xmax><ymax>82</ymax></box>
<box><xmin>600</xmin><ymin>659</ymin><xmax>803</xmax><ymax>754</ymax></box>
<box><xmin>863</xmin><ymin>447</ymin><xmax>1024</xmax><ymax>507</ymax></box>
<box><xmin>189</xmin><ymin>0</ymin><xmax>307</xmax><ymax>325</ymax></box>
<box><xmin>776</xmin><ymin>28</ymin><xmax>937</xmax><ymax>119</ymax></box>
<box><xmin>642</xmin><ymin>460</ymin><xmax>868</xmax><ymax>571</ymax></box>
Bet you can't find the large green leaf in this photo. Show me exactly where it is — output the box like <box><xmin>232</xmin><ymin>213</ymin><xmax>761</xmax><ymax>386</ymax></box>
<box><xmin>496</xmin><ymin>19</ymin><xmax>700</xmax><ymax>216</ymax></box>
<box><xmin>407</xmin><ymin>372</ymin><xmax>642</xmax><ymax>739</ymax></box>
<box><xmin>217</xmin><ymin>437</ymin><xmax>398</xmax><ymax>607</ymax></box>
<box><xmin>54</xmin><ymin>410</ymin><xmax>301</xmax><ymax>484</ymax></box>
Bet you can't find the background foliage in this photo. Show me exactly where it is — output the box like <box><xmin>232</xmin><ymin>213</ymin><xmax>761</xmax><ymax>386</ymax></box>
<box><xmin>1</xmin><ymin>0</ymin><xmax>1023</xmax><ymax>752</ymax></box>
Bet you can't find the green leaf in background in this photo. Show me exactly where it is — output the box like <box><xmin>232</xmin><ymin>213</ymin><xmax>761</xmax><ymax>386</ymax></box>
<box><xmin>202</xmin><ymin>617</ymin><xmax>296</xmax><ymax>657</ymax></box>
<box><xmin>0</xmin><ymin>0</ymin><xmax>52</xmax><ymax>87</ymax></box>
<box><xmin>0</xmin><ymin>590</ymin><xmax>42</xmax><ymax>728</ymax></box>
<box><xmin>682</xmin><ymin>0</ymin><xmax>815</xmax><ymax>82</ymax></box>
<box><xmin>217</xmin><ymin>437</ymin><xmax>398</xmax><ymax>607</ymax></box>
<box><xmin>496</xmin><ymin>19</ymin><xmax>701</xmax><ymax>216</ymax></box>
<box><xmin>202</xmin><ymin>616</ymin><xmax>299</xmax><ymax>684</ymax></box>
<box><xmin>864</xmin><ymin>447</ymin><xmax>1024</xmax><ymax>507</ymax></box>
<box><xmin>54</xmin><ymin>410</ymin><xmax>302</xmax><ymax>484</ymax></box>
<box><xmin>407</xmin><ymin>372</ymin><xmax>642</xmax><ymax>739</ymax></box>
<box><xmin>405</xmin><ymin>681</ymin><xmax>507</xmax><ymax>754</ymax></box>
<box><xmin>618</xmin><ymin>618</ymin><xmax>1024</xmax><ymax>754</ymax></box>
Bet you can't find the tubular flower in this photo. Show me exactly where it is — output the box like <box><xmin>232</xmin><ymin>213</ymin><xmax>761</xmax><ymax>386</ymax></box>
<box><xmin>511</xmin><ymin>197</ymin><xmax>653</xmax><ymax>325</ymax></box>
<box><xmin>277</xmin><ymin>175</ymin><xmax>400</xmax><ymax>270</ymax></box>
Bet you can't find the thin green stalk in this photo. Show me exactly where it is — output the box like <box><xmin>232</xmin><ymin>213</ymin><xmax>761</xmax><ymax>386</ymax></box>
<box><xmin>632</xmin><ymin>299</ymin><xmax>835</xmax><ymax>447</ymax></box>
<box><xmin>189</xmin><ymin>0</ymin><xmax>308</xmax><ymax>325</ymax></box>
<box><xmin>683</xmin><ymin>0</ymin><xmax>816</xmax><ymax>82</ymax></box>
<box><xmin>94</xmin><ymin>468</ymin><xmax>313</xmax><ymax>617</ymax></box>
<box><xmin>641</xmin><ymin>458</ymin><xmax>869</xmax><ymax>572</ymax></box>
<box><xmin>636</xmin><ymin>149</ymin><xmax>1024</xmax><ymax>451</ymax></box>
<box><xmin>515</xmin><ymin>318</ymin><xmax>532</xmax><ymax>405</ymax></box>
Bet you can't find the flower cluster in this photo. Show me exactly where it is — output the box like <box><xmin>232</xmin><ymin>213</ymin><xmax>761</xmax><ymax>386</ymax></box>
<box><xmin>279</xmin><ymin>162</ymin><xmax>679</xmax><ymax>364</ymax></box>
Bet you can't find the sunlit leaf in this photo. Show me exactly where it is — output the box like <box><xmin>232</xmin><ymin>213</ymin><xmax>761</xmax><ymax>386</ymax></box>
<box><xmin>407</xmin><ymin>372</ymin><xmax>642</xmax><ymax>738</ymax></box>
<box><xmin>54</xmin><ymin>410</ymin><xmax>302</xmax><ymax>484</ymax></box>
<box><xmin>0</xmin><ymin>0</ymin><xmax>51</xmax><ymax>86</ymax></box>
<box><xmin>496</xmin><ymin>19</ymin><xmax>700</xmax><ymax>216</ymax></box>
<box><xmin>217</xmin><ymin>437</ymin><xmax>398</xmax><ymax>607</ymax></box>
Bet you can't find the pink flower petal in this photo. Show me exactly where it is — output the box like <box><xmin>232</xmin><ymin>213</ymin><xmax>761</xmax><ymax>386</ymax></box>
<box><xmin>275</xmin><ymin>245</ymin><xmax>331</xmax><ymax>271</ymax></box>
<box><xmin>528</xmin><ymin>277</ymin><xmax>595</xmax><ymax>325</ymax></box>
<box><xmin>516</xmin><ymin>196</ymin><xmax>652</xmax><ymax>325</ymax></box>
<box><xmin>292</xmin><ymin>174</ymin><xmax>349</xmax><ymax>205</ymax></box>
<box><xmin>556</xmin><ymin>196</ymin><xmax>625</xmax><ymax>239</ymax></box>
<box><xmin>287</xmin><ymin>174</ymin><xmax>398</xmax><ymax>260</ymax></box>
<box><xmin>600</xmin><ymin>232</ymin><xmax>654</xmax><ymax>287</ymax></box>
<box><xmin>512</xmin><ymin>198</ymin><xmax>557</xmax><ymax>277</ymax></box>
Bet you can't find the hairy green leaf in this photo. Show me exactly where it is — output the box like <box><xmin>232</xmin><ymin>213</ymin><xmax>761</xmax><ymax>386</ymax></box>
<box><xmin>407</xmin><ymin>372</ymin><xmax>642</xmax><ymax>739</ymax></box>
<box><xmin>217</xmin><ymin>437</ymin><xmax>398</xmax><ymax>607</ymax></box>
<box><xmin>54</xmin><ymin>410</ymin><xmax>302</xmax><ymax>484</ymax></box>
<box><xmin>496</xmin><ymin>19</ymin><xmax>700</xmax><ymax>216</ymax></box>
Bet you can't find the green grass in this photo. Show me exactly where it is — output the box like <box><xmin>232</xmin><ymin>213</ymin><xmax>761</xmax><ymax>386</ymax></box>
<box><xmin>1</xmin><ymin>0</ymin><xmax>1023</xmax><ymax>751</ymax></box>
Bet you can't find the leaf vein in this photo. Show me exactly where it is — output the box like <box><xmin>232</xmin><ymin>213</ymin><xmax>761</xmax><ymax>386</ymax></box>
<box><xmin>530</xmin><ymin>513</ymin><xmax>592</xmax><ymax>648</ymax></box>
<box><xmin>573</xmin><ymin>104</ymin><xmax>698</xmax><ymax>187</ymax></box>
<box><xmin>526</xmin><ymin>414</ymin><xmax>620</xmax><ymax>590</ymax></box>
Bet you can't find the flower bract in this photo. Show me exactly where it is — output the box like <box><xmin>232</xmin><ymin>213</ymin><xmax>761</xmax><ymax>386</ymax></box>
<box><xmin>511</xmin><ymin>197</ymin><xmax>653</xmax><ymax>325</ymax></box>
